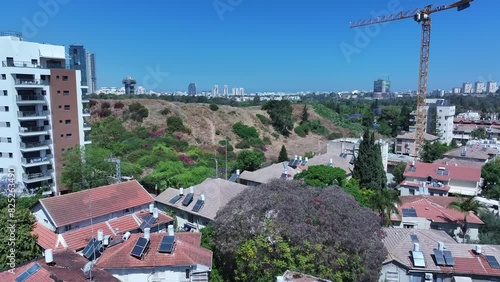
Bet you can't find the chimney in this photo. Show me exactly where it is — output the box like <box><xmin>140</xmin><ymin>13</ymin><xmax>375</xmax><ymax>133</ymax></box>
<box><xmin>475</xmin><ymin>245</ymin><xmax>482</xmax><ymax>254</ymax></box>
<box><xmin>168</xmin><ymin>225</ymin><xmax>174</xmax><ymax>236</ymax></box>
<box><xmin>413</xmin><ymin>242</ymin><xmax>420</xmax><ymax>252</ymax></box>
<box><xmin>179</xmin><ymin>188</ymin><xmax>184</xmax><ymax>195</ymax></box>
<box><xmin>153</xmin><ymin>207</ymin><xmax>158</xmax><ymax>219</ymax></box>
<box><xmin>97</xmin><ymin>230</ymin><xmax>104</xmax><ymax>241</ymax></box>
<box><xmin>189</xmin><ymin>186</ymin><xmax>194</xmax><ymax>194</ymax></box>
<box><xmin>236</xmin><ymin>169</ymin><xmax>240</xmax><ymax>175</ymax></box>
<box><xmin>438</xmin><ymin>242</ymin><xmax>444</xmax><ymax>251</ymax></box>
<box><xmin>149</xmin><ymin>203</ymin><xmax>154</xmax><ymax>213</ymax></box>
<box><xmin>201</xmin><ymin>194</ymin><xmax>205</xmax><ymax>201</ymax></box>
<box><xmin>44</xmin><ymin>249</ymin><xmax>53</xmax><ymax>264</ymax></box>
<box><xmin>144</xmin><ymin>228</ymin><xmax>150</xmax><ymax>240</ymax></box>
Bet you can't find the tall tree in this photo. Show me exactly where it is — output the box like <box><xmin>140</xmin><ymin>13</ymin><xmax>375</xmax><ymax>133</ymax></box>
<box><xmin>262</xmin><ymin>100</ymin><xmax>294</xmax><ymax>136</ymax></box>
<box><xmin>236</xmin><ymin>149</ymin><xmax>265</xmax><ymax>172</ymax></box>
<box><xmin>471</xmin><ymin>127</ymin><xmax>487</xmax><ymax>140</ymax></box>
<box><xmin>300</xmin><ymin>104</ymin><xmax>309</xmax><ymax>124</ymax></box>
<box><xmin>420</xmin><ymin>141</ymin><xmax>451</xmax><ymax>163</ymax></box>
<box><xmin>392</xmin><ymin>162</ymin><xmax>407</xmax><ymax>185</ymax></box>
<box><xmin>294</xmin><ymin>165</ymin><xmax>346</xmax><ymax>188</ymax></box>
<box><xmin>448</xmin><ymin>196</ymin><xmax>485</xmax><ymax>243</ymax></box>
<box><xmin>399</xmin><ymin>104</ymin><xmax>412</xmax><ymax>131</ymax></box>
<box><xmin>481</xmin><ymin>158</ymin><xmax>500</xmax><ymax>199</ymax></box>
<box><xmin>213</xmin><ymin>180</ymin><xmax>387</xmax><ymax>281</ymax></box>
<box><xmin>352</xmin><ymin>129</ymin><xmax>386</xmax><ymax>190</ymax></box>
<box><xmin>0</xmin><ymin>208</ymin><xmax>41</xmax><ymax>270</ymax></box>
<box><xmin>277</xmin><ymin>145</ymin><xmax>288</xmax><ymax>163</ymax></box>
<box><xmin>369</xmin><ymin>188</ymin><xmax>401</xmax><ymax>226</ymax></box>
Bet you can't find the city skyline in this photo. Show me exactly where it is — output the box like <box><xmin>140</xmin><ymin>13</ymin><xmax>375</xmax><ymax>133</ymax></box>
<box><xmin>3</xmin><ymin>0</ymin><xmax>499</xmax><ymax>92</ymax></box>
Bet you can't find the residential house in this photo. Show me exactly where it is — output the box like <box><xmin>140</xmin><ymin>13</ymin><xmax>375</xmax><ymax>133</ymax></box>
<box><xmin>398</xmin><ymin>161</ymin><xmax>481</xmax><ymax>196</ymax></box>
<box><xmin>380</xmin><ymin>228</ymin><xmax>500</xmax><ymax>282</ymax></box>
<box><xmin>155</xmin><ymin>178</ymin><xmax>247</xmax><ymax>231</ymax></box>
<box><xmin>292</xmin><ymin>152</ymin><xmax>354</xmax><ymax>178</ymax></box>
<box><xmin>0</xmin><ymin>249</ymin><xmax>119</xmax><ymax>282</ymax></box>
<box><xmin>395</xmin><ymin>132</ymin><xmax>440</xmax><ymax>157</ymax></box>
<box><xmin>433</xmin><ymin>157</ymin><xmax>485</xmax><ymax>169</ymax></box>
<box><xmin>32</xmin><ymin>180</ymin><xmax>154</xmax><ymax>233</ymax></box>
<box><xmin>238</xmin><ymin>162</ymin><xmax>297</xmax><ymax>186</ymax></box>
<box><xmin>326</xmin><ymin>137</ymin><xmax>389</xmax><ymax>172</ymax></box>
<box><xmin>391</xmin><ymin>195</ymin><xmax>484</xmax><ymax>242</ymax></box>
<box><xmin>31</xmin><ymin>180</ymin><xmax>173</xmax><ymax>251</ymax></box>
<box><xmin>96</xmin><ymin>226</ymin><xmax>212</xmax><ymax>282</ymax></box>
<box><xmin>443</xmin><ymin>144</ymin><xmax>498</xmax><ymax>164</ymax></box>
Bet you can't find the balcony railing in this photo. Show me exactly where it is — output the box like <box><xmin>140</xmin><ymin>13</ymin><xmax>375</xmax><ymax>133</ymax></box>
<box><xmin>82</xmin><ymin>95</ymin><xmax>90</xmax><ymax>101</ymax></box>
<box><xmin>16</xmin><ymin>95</ymin><xmax>45</xmax><ymax>102</ymax></box>
<box><xmin>19</xmin><ymin>125</ymin><xmax>50</xmax><ymax>133</ymax></box>
<box><xmin>20</xmin><ymin>140</ymin><xmax>50</xmax><ymax>149</ymax></box>
<box><xmin>83</xmin><ymin>122</ymin><xmax>91</xmax><ymax>129</ymax></box>
<box><xmin>15</xmin><ymin>79</ymin><xmax>49</xmax><ymax>86</ymax></box>
<box><xmin>82</xmin><ymin>108</ymin><xmax>90</xmax><ymax>114</ymax></box>
<box><xmin>18</xmin><ymin>110</ymin><xmax>49</xmax><ymax>118</ymax></box>
<box><xmin>2</xmin><ymin>60</ymin><xmax>67</xmax><ymax>69</ymax></box>
<box><xmin>84</xmin><ymin>136</ymin><xmax>91</xmax><ymax>142</ymax></box>
<box><xmin>21</xmin><ymin>155</ymin><xmax>52</xmax><ymax>165</ymax></box>
<box><xmin>22</xmin><ymin>170</ymin><xmax>53</xmax><ymax>181</ymax></box>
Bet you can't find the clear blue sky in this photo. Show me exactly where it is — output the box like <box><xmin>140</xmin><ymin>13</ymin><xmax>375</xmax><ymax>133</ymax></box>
<box><xmin>1</xmin><ymin>0</ymin><xmax>499</xmax><ymax>92</ymax></box>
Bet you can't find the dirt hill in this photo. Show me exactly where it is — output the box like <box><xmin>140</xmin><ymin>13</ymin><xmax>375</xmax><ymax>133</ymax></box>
<box><xmin>89</xmin><ymin>99</ymin><xmax>352</xmax><ymax>161</ymax></box>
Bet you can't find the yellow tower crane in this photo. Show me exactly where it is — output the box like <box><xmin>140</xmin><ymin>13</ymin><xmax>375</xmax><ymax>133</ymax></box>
<box><xmin>350</xmin><ymin>0</ymin><xmax>474</xmax><ymax>157</ymax></box>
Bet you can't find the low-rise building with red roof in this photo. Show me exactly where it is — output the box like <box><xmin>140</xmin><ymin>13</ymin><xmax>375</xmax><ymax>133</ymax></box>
<box><xmin>96</xmin><ymin>227</ymin><xmax>212</xmax><ymax>282</ymax></box>
<box><xmin>399</xmin><ymin>161</ymin><xmax>481</xmax><ymax>196</ymax></box>
<box><xmin>0</xmin><ymin>250</ymin><xmax>119</xmax><ymax>282</ymax></box>
<box><xmin>391</xmin><ymin>196</ymin><xmax>484</xmax><ymax>242</ymax></box>
<box><xmin>380</xmin><ymin>228</ymin><xmax>500</xmax><ymax>281</ymax></box>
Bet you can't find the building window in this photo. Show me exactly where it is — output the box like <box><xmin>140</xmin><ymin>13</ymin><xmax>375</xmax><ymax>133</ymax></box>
<box><xmin>62</xmin><ymin>76</ymin><xmax>68</xmax><ymax>81</ymax></box>
<box><xmin>31</xmin><ymin>59</ymin><xmax>38</xmax><ymax>65</ymax></box>
<box><xmin>66</xmin><ymin>133</ymin><xmax>72</xmax><ymax>138</ymax></box>
<box><xmin>56</xmin><ymin>76</ymin><xmax>60</xmax><ymax>79</ymax></box>
<box><xmin>2</xmin><ymin>90</ymin><xmax>6</xmax><ymax>96</ymax></box>
<box><xmin>0</xmin><ymin>168</ymin><xmax>3</xmax><ymax>173</ymax></box>
<box><xmin>64</xmin><ymin>105</ymin><xmax>70</xmax><ymax>110</ymax></box>
<box><xmin>8</xmin><ymin>153</ymin><xmax>13</xmax><ymax>158</ymax></box>
<box><xmin>7</xmin><ymin>137</ymin><xmax>11</xmax><ymax>143</ymax></box>
<box><xmin>1</xmin><ymin>74</ymin><xmax>5</xmax><ymax>80</ymax></box>
<box><xmin>65</xmin><ymin>120</ymin><xmax>71</xmax><ymax>124</ymax></box>
<box><xmin>63</xmin><ymin>91</ymin><xmax>69</xmax><ymax>96</ymax></box>
<box><xmin>61</xmin><ymin>148</ymin><xmax>65</xmax><ymax>151</ymax></box>
<box><xmin>0</xmin><ymin>106</ymin><xmax>9</xmax><ymax>112</ymax></box>
<box><xmin>409</xmin><ymin>189</ymin><xmax>415</xmax><ymax>195</ymax></box>
<box><xmin>403</xmin><ymin>224</ymin><xmax>414</xmax><ymax>229</ymax></box>
<box><xmin>59</xmin><ymin>120</ymin><xmax>62</xmax><ymax>123</ymax></box>
<box><xmin>6</xmin><ymin>122</ymin><xmax>9</xmax><ymax>127</ymax></box>
<box><xmin>60</xmin><ymin>134</ymin><xmax>63</xmax><ymax>137</ymax></box>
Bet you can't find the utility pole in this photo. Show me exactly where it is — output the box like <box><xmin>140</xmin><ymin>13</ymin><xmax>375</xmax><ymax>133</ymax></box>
<box><xmin>225</xmin><ymin>136</ymin><xmax>228</xmax><ymax>180</ymax></box>
<box><xmin>213</xmin><ymin>158</ymin><xmax>218</xmax><ymax>179</ymax></box>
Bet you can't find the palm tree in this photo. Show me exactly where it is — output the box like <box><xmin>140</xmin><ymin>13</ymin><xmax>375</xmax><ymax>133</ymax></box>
<box><xmin>448</xmin><ymin>196</ymin><xmax>484</xmax><ymax>243</ymax></box>
<box><xmin>369</xmin><ymin>188</ymin><xmax>401</xmax><ymax>226</ymax></box>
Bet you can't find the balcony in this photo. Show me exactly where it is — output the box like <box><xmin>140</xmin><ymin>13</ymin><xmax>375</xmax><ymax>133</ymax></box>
<box><xmin>18</xmin><ymin>110</ymin><xmax>49</xmax><ymax>120</ymax></box>
<box><xmin>84</xmin><ymin>136</ymin><xmax>91</xmax><ymax>145</ymax></box>
<box><xmin>16</xmin><ymin>95</ymin><xmax>46</xmax><ymax>105</ymax></box>
<box><xmin>2</xmin><ymin>60</ymin><xmax>68</xmax><ymax>69</ymax></box>
<box><xmin>15</xmin><ymin>79</ymin><xmax>49</xmax><ymax>87</ymax></box>
<box><xmin>82</xmin><ymin>95</ymin><xmax>90</xmax><ymax>103</ymax></box>
<box><xmin>82</xmin><ymin>108</ymin><xmax>90</xmax><ymax>116</ymax></box>
<box><xmin>83</xmin><ymin>122</ymin><xmax>91</xmax><ymax>130</ymax></box>
<box><xmin>22</xmin><ymin>171</ymin><xmax>53</xmax><ymax>183</ymax></box>
<box><xmin>19</xmin><ymin>125</ymin><xmax>50</xmax><ymax>136</ymax></box>
<box><xmin>20</xmin><ymin>140</ymin><xmax>51</xmax><ymax>152</ymax></box>
<box><xmin>21</xmin><ymin>155</ymin><xmax>52</xmax><ymax>167</ymax></box>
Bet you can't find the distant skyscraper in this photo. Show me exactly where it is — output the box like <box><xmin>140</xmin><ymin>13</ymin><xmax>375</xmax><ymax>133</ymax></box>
<box><xmin>239</xmin><ymin>87</ymin><xmax>244</xmax><ymax>96</ymax></box>
<box><xmin>452</xmin><ymin>87</ymin><xmax>461</xmax><ymax>94</ymax></box>
<box><xmin>188</xmin><ymin>82</ymin><xmax>197</xmax><ymax>95</ymax></box>
<box><xmin>212</xmin><ymin>85</ymin><xmax>219</xmax><ymax>96</ymax></box>
<box><xmin>232</xmin><ymin>88</ymin><xmax>237</xmax><ymax>96</ymax></box>
<box><xmin>373</xmin><ymin>79</ymin><xmax>391</xmax><ymax>93</ymax></box>
<box><xmin>475</xmin><ymin>81</ymin><xmax>485</xmax><ymax>94</ymax></box>
<box><xmin>122</xmin><ymin>76</ymin><xmax>137</xmax><ymax>95</ymax></box>
<box><xmin>223</xmin><ymin>85</ymin><xmax>228</xmax><ymax>97</ymax></box>
<box><xmin>487</xmin><ymin>81</ymin><xmax>498</xmax><ymax>93</ymax></box>
<box><xmin>85</xmin><ymin>52</ymin><xmax>96</xmax><ymax>93</ymax></box>
<box><xmin>462</xmin><ymin>82</ymin><xmax>473</xmax><ymax>94</ymax></box>
<box><xmin>69</xmin><ymin>45</ymin><xmax>88</xmax><ymax>89</ymax></box>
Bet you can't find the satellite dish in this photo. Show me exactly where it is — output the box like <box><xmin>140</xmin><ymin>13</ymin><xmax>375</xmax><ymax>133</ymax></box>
<box><xmin>82</xmin><ymin>261</ymin><xmax>94</xmax><ymax>275</ymax></box>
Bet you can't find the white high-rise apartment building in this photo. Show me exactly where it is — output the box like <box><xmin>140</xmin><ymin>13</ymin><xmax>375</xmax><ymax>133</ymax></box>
<box><xmin>452</xmin><ymin>87</ymin><xmax>461</xmax><ymax>94</ymax></box>
<box><xmin>0</xmin><ymin>33</ymin><xmax>90</xmax><ymax>195</ymax></box>
<box><xmin>475</xmin><ymin>81</ymin><xmax>485</xmax><ymax>94</ymax></box>
<box><xmin>487</xmin><ymin>81</ymin><xmax>498</xmax><ymax>93</ymax></box>
<box><xmin>239</xmin><ymin>87</ymin><xmax>244</xmax><ymax>96</ymax></box>
<box><xmin>212</xmin><ymin>85</ymin><xmax>218</xmax><ymax>96</ymax></box>
<box><xmin>426</xmin><ymin>99</ymin><xmax>455</xmax><ymax>145</ymax></box>
<box><xmin>223</xmin><ymin>85</ymin><xmax>228</xmax><ymax>97</ymax></box>
<box><xmin>462</xmin><ymin>82</ymin><xmax>473</xmax><ymax>94</ymax></box>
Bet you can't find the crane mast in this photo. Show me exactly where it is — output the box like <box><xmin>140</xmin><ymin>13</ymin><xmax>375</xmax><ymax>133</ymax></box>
<box><xmin>349</xmin><ymin>0</ymin><xmax>474</xmax><ymax>158</ymax></box>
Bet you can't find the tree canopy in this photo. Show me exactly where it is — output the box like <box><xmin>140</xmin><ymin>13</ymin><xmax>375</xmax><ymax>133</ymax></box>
<box><xmin>420</xmin><ymin>141</ymin><xmax>452</xmax><ymax>163</ymax></box>
<box><xmin>236</xmin><ymin>149</ymin><xmax>265</xmax><ymax>172</ymax></box>
<box><xmin>352</xmin><ymin>128</ymin><xmax>387</xmax><ymax>190</ymax></box>
<box><xmin>481</xmin><ymin>158</ymin><xmax>500</xmax><ymax>199</ymax></box>
<box><xmin>392</xmin><ymin>162</ymin><xmax>407</xmax><ymax>185</ymax></box>
<box><xmin>294</xmin><ymin>165</ymin><xmax>346</xmax><ymax>188</ymax></box>
<box><xmin>262</xmin><ymin>100</ymin><xmax>294</xmax><ymax>136</ymax></box>
<box><xmin>278</xmin><ymin>145</ymin><xmax>288</xmax><ymax>163</ymax></box>
<box><xmin>213</xmin><ymin>180</ymin><xmax>386</xmax><ymax>282</ymax></box>
<box><xmin>448</xmin><ymin>196</ymin><xmax>485</xmax><ymax>242</ymax></box>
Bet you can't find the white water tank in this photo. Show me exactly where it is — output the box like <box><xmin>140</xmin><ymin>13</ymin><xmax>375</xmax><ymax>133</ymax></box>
<box><xmin>44</xmin><ymin>249</ymin><xmax>53</xmax><ymax>264</ymax></box>
<box><xmin>413</xmin><ymin>242</ymin><xmax>420</xmax><ymax>252</ymax></box>
<box><xmin>144</xmin><ymin>228</ymin><xmax>150</xmax><ymax>240</ymax></box>
<box><xmin>475</xmin><ymin>245</ymin><xmax>482</xmax><ymax>254</ymax></box>
<box><xmin>97</xmin><ymin>230</ymin><xmax>104</xmax><ymax>241</ymax></box>
<box><xmin>236</xmin><ymin>169</ymin><xmax>240</xmax><ymax>175</ymax></box>
<box><xmin>438</xmin><ymin>242</ymin><xmax>444</xmax><ymax>251</ymax></box>
<box><xmin>190</xmin><ymin>186</ymin><xmax>194</xmax><ymax>194</ymax></box>
<box><xmin>153</xmin><ymin>207</ymin><xmax>159</xmax><ymax>219</ymax></box>
<box><xmin>168</xmin><ymin>225</ymin><xmax>174</xmax><ymax>236</ymax></box>
<box><xmin>149</xmin><ymin>203</ymin><xmax>154</xmax><ymax>213</ymax></box>
<box><xmin>201</xmin><ymin>194</ymin><xmax>205</xmax><ymax>201</ymax></box>
<box><xmin>179</xmin><ymin>188</ymin><xmax>184</xmax><ymax>195</ymax></box>
<box><xmin>122</xmin><ymin>231</ymin><xmax>131</xmax><ymax>241</ymax></box>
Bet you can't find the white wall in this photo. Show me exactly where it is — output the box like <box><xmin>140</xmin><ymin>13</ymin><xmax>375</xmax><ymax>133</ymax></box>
<box><xmin>106</xmin><ymin>265</ymin><xmax>205</xmax><ymax>282</ymax></box>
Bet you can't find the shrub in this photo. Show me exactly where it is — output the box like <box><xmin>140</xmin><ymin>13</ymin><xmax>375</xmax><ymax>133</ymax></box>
<box><xmin>114</xmin><ymin>101</ymin><xmax>125</xmax><ymax>109</ymax></box>
<box><xmin>232</xmin><ymin>122</ymin><xmax>259</xmax><ymax>140</ymax></box>
<box><xmin>215</xmin><ymin>129</ymin><xmax>222</xmax><ymax>135</ymax></box>
<box><xmin>89</xmin><ymin>100</ymin><xmax>97</xmax><ymax>107</ymax></box>
<box><xmin>327</xmin><ymin>131</ymin><xmax>343</xmax><ymax>140</ymax></box>
<box><xmin>209</xmin><ymin>104</ymin><xmax>219</xmax><ymax>111</ymax></box>
<box><xmin>294</xmin><ymin>125</ymin><xmax>307</xmax><ymax>137</ymax></box>
<box><xmin>263</xmin><ymin>136</ymin><xmax>272</xmax><ymax>145</ymax></box>
<box><xmin>271</xmin><ymin>132</ymin><xmax>280</xmax><ymax>140</ymax></box>
<box><xmin>167</xmin><ymin>116</ymin><xmax>191</xmax><ymax>134</ymax></box>
<box><xmin>98</xmin><ymin>108</ymin><xmax>112</xmax><ymax>118</ymax></box>
<box><xmin>124</xmin><ymin>103</ymin><xmax>149</xmax><ymax>122</ymax></box>
<box><xmin>160</xmin><ymin>108</ymin><xmax>171</xmax><ymax>115</ymax></box>
<box><xmin>256</xmin><ymin>114</ymin><xmax>271</xmax><ymax>125</ymax></box>
<box><xmin>235</xmin><ymin>140</ymin><xmax>251</xmax><ymax>149</ymax></box>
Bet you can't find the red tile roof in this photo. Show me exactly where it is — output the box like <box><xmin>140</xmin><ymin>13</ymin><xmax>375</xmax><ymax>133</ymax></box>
<box><xmin>32</xmin><ymin>211</ymin><xmax>173</xmax><ymax>251</ymax></box>
<box><xmin>39</xmin><ymin>180</ymin><xmax>154</xmax><ymax>227</ymax></box>
<box><xmin>396</xmin><ymin>195</ymin><xmax>483</xmax><ymax>225</ymax></box>
<box><xmin>403</xmin><ymin>161</ymin><xmax>481</xmax><ymax>182</ymax></box>
<box><xmin>97</xmin><ymin>233</ymin><xmax>212</xmax><ymax>269</ymax></box>
<box><xmin>0</xmin><ymin>250</ymin><xmax>119</xmax><ymax>282</ymax></box>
